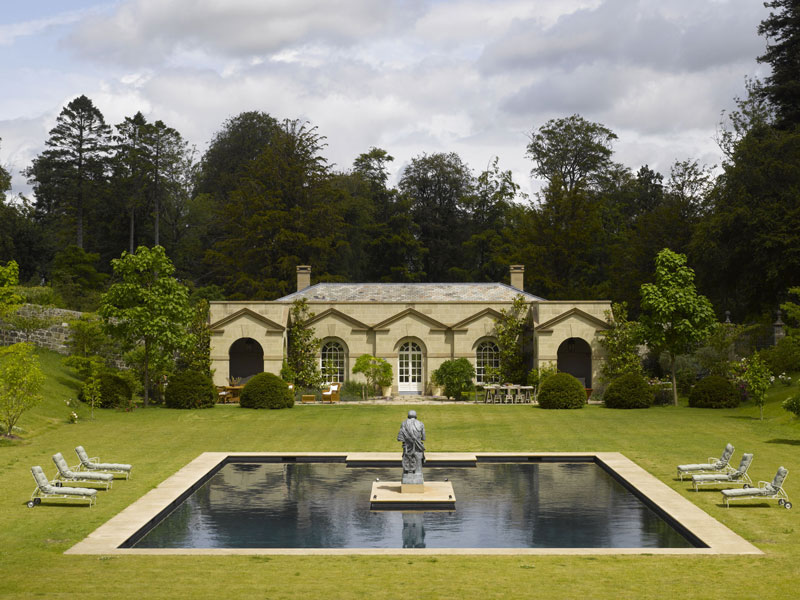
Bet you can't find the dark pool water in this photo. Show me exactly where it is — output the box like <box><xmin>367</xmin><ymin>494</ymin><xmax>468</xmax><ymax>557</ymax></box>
<box><xmin>131</xmin><ymin>462</ymin><xmax>694</xmax><ymax>549</ymax></box>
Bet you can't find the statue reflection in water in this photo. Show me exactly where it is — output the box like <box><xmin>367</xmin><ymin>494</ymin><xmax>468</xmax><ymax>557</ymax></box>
<box><xmin>402</xmin><ymin>512</ymin><xmax>426</xmax><ymax>548</ymax></box>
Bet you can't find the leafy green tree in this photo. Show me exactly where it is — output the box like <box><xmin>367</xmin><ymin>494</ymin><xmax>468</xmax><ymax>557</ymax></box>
<box><xmin>758</xmin><ymin>0</ymin><xmax>800</xmax><ymax>129</ymax></box>
<box><xmin>431</xmin><ymin>358</ymin><xmax>475</xmax><ymax>401</ymax></box>
<box><xmin>0</xmin><ymin>343</ymin><xmax>44</xmax><ymax>436</ymax></box>
<box><xmin>526</xmin><ymin>114</ymin><xmax>618</xmax><ymax>193</ymax></box>
<box><xmin>640</xmin><ymin>249</ymin><xmax>716</xmax><ymax>405</ymax></box>
<box><xmin>0</xmin><ymin>260</ymin><xmax>21</xmax><ymax>318</ymax></box>
<box><xmin>597</xmin><ymin>302</ymin><xmax>642</xmax><ymax>383</ymax></box>
<box><xmin>692</xmin><ymin>126</ymin><xmax>800</xmax><ymax>317</ymax></box>
<box><xmin>352</xmin><ymin>354</ymin><xmax>393</xmax><ymax>396</ymax></box>
<box><xmin>781</xmin><ymin>286</ymin><xmax>800</xmax><ymax>330</ymax></box>
<box><xmin>50</xmin><ymin>245</ymin><xmax>108</xmax><ymax>311</ymax></box>
<box><xmin>733</xmin><ymin>354</ymin><xmax>773</xmax><ymax>420</ymax></box>
<box><xmin>206</xmin><ymin>119</ymin><xmax>342</xmax><ymax>298</ymax></box>
<box><xmin>399</xmin><ymin>152</ymin><xmax>474</xmax><ymax>281</ymax></box>
<box><xmin>111</xmin><ymin>112</ymin><xmax>150</xmax><ymax>254</ymax></box>
<box><xmin>492</xmin><ymin>295</ymin><xmax>529</xmax><ymax>384</ymax></box>
<box><xmin>0</xmin><ymin>138</ymin><xmax>10</xmax><ymax>199</ymax></box>
<box><xmin>25</xmin><ymin>95</ymin><xmax>111</xmax><ymax>249</ymax></box>
<box><xmin>285</xmin><ymin>299</ymin><xmax>322</xmax><ymax>388</ymax></box>
<box><xmin>99</xmin><ymin>246</ymin><xmax>192</xmax><ymax>406</ymax></box>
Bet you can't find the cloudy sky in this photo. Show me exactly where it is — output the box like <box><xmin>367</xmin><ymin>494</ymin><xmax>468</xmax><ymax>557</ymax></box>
<box><xmin>0</xmin><ymin>0</ymin><xmax>772</xmax><ymax>199</ymax></box>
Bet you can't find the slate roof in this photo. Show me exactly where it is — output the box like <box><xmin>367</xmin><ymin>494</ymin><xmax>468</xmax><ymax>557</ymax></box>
<box><xmin>277</xmin><ymin>282</ymin><xmax>544</xmax><ymax>303</ymax></box>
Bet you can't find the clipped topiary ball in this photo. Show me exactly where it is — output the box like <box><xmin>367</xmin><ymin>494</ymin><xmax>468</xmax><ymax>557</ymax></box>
<box><xmin>688</xmin><ymin>375</ymin><xmax>738</xmax><ymax>408</ymax></box>
<box><xmin>538</xmin><ymin>372</ymin><xmax>586</xmax><ymax>409</ymax></box>
<box><xmin>240</xmin><ymin>372</ymin><xmax>294</xmax><ymax>409</ymax></box>
<box><xmin>165</xmin><ymin>370</ymin><xmax>216</xmax><ymax>409</ymax></box>
<box><xmin>603</xmin><ymin>372</ymin><xmax>653</xmax><ymax>409</ymax></box>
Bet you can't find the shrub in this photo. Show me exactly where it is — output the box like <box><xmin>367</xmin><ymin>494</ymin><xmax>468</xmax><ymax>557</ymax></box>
<box><xmin>783</xmin><ymin>394</ymin><xmax>800</xmax><ymax>417</ymax></box>
<box><xmin>240</xmin><ymin>372</ymin><xmax>294</xmax><ymax>409</ymax></box>
<box><xmin>431</xmin><ymin>358</ymin><xmax>475</xmax><ymax>401</ymax></box>
<box><xmin>352</xmin><ymin>354</ymin><xmax>393</xmax><ymax>395</ymax></box>
<box><xmin>165</xmin><ymin>370</ymin><xmax>216</xmax><ymax>409</ymax></box>
<box><xmin>759</xmin><ymin>337</ymin><xmax>800</xmax><ymax>375</ymax></box>
<box><xmin>688</xmin><ymin>375</ymin><xmax>738</xmax><ymax>408</ymax></box>
<box><xmin>340</xmin><ymin>381</ymin><xmax>369</xmax><ymax>401</ymax></box>
<box><xmin>603</xmin><ymin>373</ymin><xmax>653</xmax><ymax>409</ymax></box>
<box><xmin>78</xmin><ymin>369</ymin><xmax>133</xmax><ymax>409</ymax></box>
<box><xmin>537</xmin><ymin>372</ymin><xmax>586</xmax><ymax>409</ymax></box>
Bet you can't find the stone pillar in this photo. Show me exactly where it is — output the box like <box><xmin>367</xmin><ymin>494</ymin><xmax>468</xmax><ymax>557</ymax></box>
<box><xmin>774</xmin><ymin>309</ymin><xmax>786</xmax><ymax>346</ymax></box>
<box><xmin>510</xmin><ymin>265</ymin><xmax>525</xmax><ymax>291</ymax></box>
<box><xmin>296</xmin><ymin>265</ymin><xmax>311</xmax><ymax>291</ymax></box>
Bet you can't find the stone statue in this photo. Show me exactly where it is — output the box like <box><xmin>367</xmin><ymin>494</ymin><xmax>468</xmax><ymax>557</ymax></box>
<box><xmin>397</xmin><ymin>410</ymin><xmax>425</xmax><ymax>486</ymax></box>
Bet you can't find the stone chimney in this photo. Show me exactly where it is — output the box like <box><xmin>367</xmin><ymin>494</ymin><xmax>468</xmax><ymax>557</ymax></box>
<box><xmin>296</xmin><ymin>265</ymin><xmax>311</xmax><ymax>291</ymax></box>
<box><xmin>510</xmin><ymin>265</ymin><xmax>525</xmax><ymax>290</ymax></box>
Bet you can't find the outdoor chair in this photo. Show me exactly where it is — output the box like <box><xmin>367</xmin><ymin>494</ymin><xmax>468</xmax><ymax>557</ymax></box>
<box><xmin>692</xmin><ymin>453</ymin><xmax>753</xmax><ymax>491</ymax></box>
<box><xmin>52</xmin><ymin>452</ymin><xmax>113</xmax><ymax>490</ymax></box>
<box><xmin>676</xmin><ymin>443</ymin><xmax>735</xmax><ymax>480</ymax></box>
<box><xmin>28</xmin><ymin>466</ymin><xmax>97</xmax><ymax>508</ymax></box>
<box><xmin>321</xmin><ymin>383</ymin><xmax>340</xmax><ymax>403</ymax></box>
<box><xmin>75</xmin><ymin>446</ymin><xmax>132</xmax><ymax>479</ymax></box>
<box><xmin>721</xmin><ymin>466</ymin><xmax>791</xmax><ymax>509</ymax></box>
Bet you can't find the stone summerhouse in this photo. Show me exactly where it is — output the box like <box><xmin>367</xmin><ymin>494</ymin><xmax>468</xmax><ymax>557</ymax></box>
<box><xmin>208</xmin><ymin>265</ymin><xmax>612</xmax><ymax>394</ymax></box>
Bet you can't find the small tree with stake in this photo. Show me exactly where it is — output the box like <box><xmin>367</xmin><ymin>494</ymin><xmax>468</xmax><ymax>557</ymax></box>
<box><xmin>0</xmin><ymin>343</ymin><xmax>44</xmax><ymax>437</ymax></box>
<box><xmin>640</xmin><ymin>249</ymin><xmax>716</xmax><ymax>406</ymax></box>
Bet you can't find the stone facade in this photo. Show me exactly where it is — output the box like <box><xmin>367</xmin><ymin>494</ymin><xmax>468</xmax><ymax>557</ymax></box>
<box><xmin>209</xmin><ymin>266</ymin><xmax>613</xmax><ymax>393</ymax></box>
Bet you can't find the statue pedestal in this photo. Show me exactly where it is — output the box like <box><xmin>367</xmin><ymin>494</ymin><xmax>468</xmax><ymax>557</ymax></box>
<box><xmin>401</xmin><ymin>472</ymin><xmax>424</xmax><ymax>493</ymax></box>
<box><xmin>370</xmin><ymin>481</ymin><xmax>455</xmax><ymax>511</ymax></box>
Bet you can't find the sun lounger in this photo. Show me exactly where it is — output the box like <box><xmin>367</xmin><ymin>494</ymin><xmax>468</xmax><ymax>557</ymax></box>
<box><xmin>75</xmin><ymin>446</ymin><xmax>132</xmax><ymax>479</ymax></box>
<box><xmin>52</xmin><ymin>452</ymin><xmax>113</xmax><ymax>490</ymax></box>
<box><xmin>721</xmin><ymin>467</ymin><xmax>791</xmax><ymax>509</ymax></box>
<box><xmin>677</xmin><ymin>443</ymin><xmax>735</xmax><ymax>480</ymax></box>
<box><xmin>28</xmin><ymin>466</ymin><xmax>97</xmax><ymax>508</ymax></box>
<box><xmin>692</xmin><ymin>453</ymin><xmax>753</xmax><ymax>491</ymax></box>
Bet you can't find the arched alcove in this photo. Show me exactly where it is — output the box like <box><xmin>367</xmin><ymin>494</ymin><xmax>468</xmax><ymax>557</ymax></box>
<box><xmin>228</xmin><ymin>337</ymin><xmax>264</xmax><ymax>383</ymax></box>
<box><xmin>557</xmin><ymin>337</ymin><xmax>592</xmax><ymax>388</ymax></box>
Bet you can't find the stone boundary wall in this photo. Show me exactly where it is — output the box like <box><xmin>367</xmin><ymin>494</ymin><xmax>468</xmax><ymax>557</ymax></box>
<box><xmin>0</xmin><ymin>305</ymin><xmax>84</xmax><ymax>355</ymax></box>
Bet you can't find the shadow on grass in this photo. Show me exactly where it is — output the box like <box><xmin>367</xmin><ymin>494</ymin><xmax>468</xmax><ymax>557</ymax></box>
<box><xmin>765</xmin><ymin>438</ymin><xmax>800</xmax><ymax>446</ymax></box>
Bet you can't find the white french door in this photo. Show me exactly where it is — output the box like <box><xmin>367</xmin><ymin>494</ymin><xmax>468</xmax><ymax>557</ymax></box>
<box><xmin>398</xmin><ymin>341</ymin><xmax>423</xmax><ymax>394</ymax></box>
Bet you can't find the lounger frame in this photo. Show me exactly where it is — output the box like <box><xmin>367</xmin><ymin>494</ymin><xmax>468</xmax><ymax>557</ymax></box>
<box><xmin>29</xmin><ymin>468</ymin><xmax>96</xmax><ymax>508</ymax></box>
<box><xmin>74</xmin><ymin>447</ymin><xmax>132</xmax><ymax>479</ymax></box>
<box><xmin>723</xmin><ymin>473</ymin><xmax>791</xmax><ymax>509</ymax></box>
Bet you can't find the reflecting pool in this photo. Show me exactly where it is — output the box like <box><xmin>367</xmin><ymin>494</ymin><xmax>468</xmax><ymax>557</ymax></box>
<box><xmin>130</xmin><ymin>462</ymin><xmax>694</xmax><ymax>549</ymax></box>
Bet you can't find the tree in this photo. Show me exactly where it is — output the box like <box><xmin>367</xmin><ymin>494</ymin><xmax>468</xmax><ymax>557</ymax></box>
<box><xmin>144</xmin><ymin>120</ymin><xmax>186</xmax><ymax>247</ymax></box>
<box><xmin>0</xmin><ymin>138</ymin><xmax>10</xmax><ymax>198</ymax></box>
<box><xmin>758</xmin><ymin>0</ymin><xmax>800</xmax><ymax>129</ymax></box>
<box><xmin>352</xmin><ymin>354</ymin><xmax>393</xmax><ymax>396</ymax></box>
<box><xmin>399</xmin><ymin>152</ymin><xmax>474</xmax><ymax>281</ymax></box>
<box><xmin>50</xmin><ymin>245</ymin><xmax>108</xmax><ymax>311</ymax></box>
<box><xmin>431</xmin><ymin>358</ymin><xmax>475</xmax><ymax>401</ymax></box>
<box><xmin>597</xmin><ymin>302</ymin><xmax>642</xmax><ymax>383</ymax></box>
<box><xmin>492</xmin><ymin>295</ymin><xmax>530</xmax><ymax>384</ymax></box>
<box><xmin>0</xmin><ymin>260</ymin><xmax>21</xmax><ymax>318</ymax></box>
<box><xmin>112</xmin><ymin>112</ymin><xmax>150</xmax><ymax>254</ymax></box>
<box><xmin>99</xmin><ymin>246</ymin><xmax>192</xmax><ymax>406</ymax></box>
<box><xmin>526</xmin><ymin>114</ymin><xmax>618</xmax><ymax>193</ymax></box>
<box><xmin>640</xmin><ymin>249</ymin><xmax>716</xmax><ymax>406</ymax></box>
<box><xmin>25</xmin><ymin>95</ymin><xmax>111</xmax><ymax>249</ymax></box>
<box><xmin>732</xmin><ymin>354</ymin><xmax>773</xmax><ymax>420</ymax></box>
<box><xmin>205</xmin><ymin>119</ymin><xmax>340</xmax><ymax>298</ymax></box>
<box><xmin>285</xmin><ymin>299</ymin><xmax>322</xmax><ymax>388</ymax></box>
<box><xmin>0</xmin><ymin>343</ymin><xmax>44</xmax><ymax>437</ymax></box>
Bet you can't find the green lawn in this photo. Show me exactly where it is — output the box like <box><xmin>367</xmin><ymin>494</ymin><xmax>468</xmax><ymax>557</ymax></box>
<box><xmin>1</xmin><ymin>350</ymin><xmax>799</xmax><ymax>599</ymax></box>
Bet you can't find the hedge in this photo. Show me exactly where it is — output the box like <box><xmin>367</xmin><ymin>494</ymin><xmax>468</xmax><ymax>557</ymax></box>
<box><xmin>165</xmin><ymin>370</ymin><xmax>216</xmax><ymax>409</ymax></box>
<box><xmin>688</xmin><ymin>375</ymin><xmax>739</xmax><ymax>408</ymax></box>
<box><xmin>537</xmin><ymin>372</ymin><xmax>585</xmax><ymax>409</ymax></box>
<box><xmin>603</xmin><ymin>372</ymin><xmax>653</xmax><ymax>409</ymax></box>
<box><xmin>240</xmin><ymin>372</ymin><xmax>294</xmax><ymax>409</ymax></box>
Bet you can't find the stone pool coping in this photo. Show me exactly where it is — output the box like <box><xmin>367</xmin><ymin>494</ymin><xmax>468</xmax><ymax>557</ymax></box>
<box><xmin>66</xmin><ymin>452</ymin><xmax>762</xmax><ymax>556</ymax></box>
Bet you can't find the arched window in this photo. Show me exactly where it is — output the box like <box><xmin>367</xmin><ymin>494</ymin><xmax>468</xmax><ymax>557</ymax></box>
<box><xmin>320</xmin><ymin>340</ymin><xmax>346</xmax><ymax>383</ymax></box>
<box><xmin>476</xmin><ymin>341</ymin><xmax>500</xmax><ymax>384</ymax></box>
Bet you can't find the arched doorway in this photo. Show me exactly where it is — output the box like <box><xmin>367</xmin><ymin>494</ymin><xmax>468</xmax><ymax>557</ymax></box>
<box><xmin>229</xmin><ymin>338</ymin><xmax>264</xmax><ymax>383</ymax></box>
<box><xmin>398</xmin><ymin>340</ymin><xmax>424</xmax><ymax>394</ymax></box>
<box><xmin>557</xmin><ymin>337</ymin><xmax>592</xmax><ymax>388</ymax></box>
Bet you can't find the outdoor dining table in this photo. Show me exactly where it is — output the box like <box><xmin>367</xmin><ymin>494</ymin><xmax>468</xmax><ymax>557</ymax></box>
<box><xmin>483</xmin><ymin>384</ymin><xmax>533</xmax><ymax>403</ymax></box>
